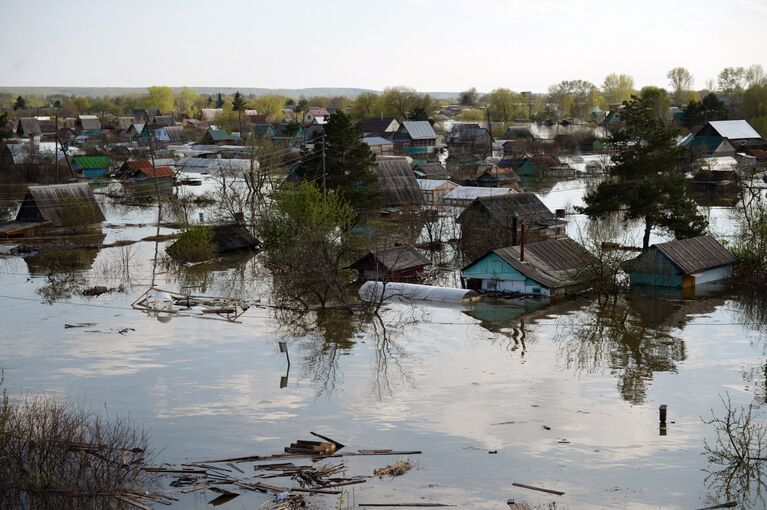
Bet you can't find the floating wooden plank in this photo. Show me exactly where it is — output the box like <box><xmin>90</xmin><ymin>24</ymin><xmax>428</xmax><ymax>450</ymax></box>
<box><xmin>511</xmin><ymin>483</ymin><xmax>565</xmax><ymax>496</ymax></box>
<box><xmin>507</xmin><ymin>500</ymin><xmax>533</xmax><ymax>510</ymax></box>
<box><xmin>311</xmin><ymin>431</ymin><xmax>345</xmax><ymax>451</ymax></box>
<box><xmin>113</xmin><ymin>495</ymin><xmax>153</xmax><ymax>510</ymax></box>
<box><xmin>227</xmin><ymin>462</ymin><xmax>244</xmax><ymax>473</ymax></box>
<box><xmin>358</xmin><ymin>504</ymin><xmax>455</xmax><ymax>508</ymax></box>
<box><xmin>695</xmin><ymin>503</ymin><xmax>737</xmax><ymax>510</ymax></box>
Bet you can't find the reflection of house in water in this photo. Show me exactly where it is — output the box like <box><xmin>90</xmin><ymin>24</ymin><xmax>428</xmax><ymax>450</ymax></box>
<box><xmin>23</xmin><ymin>231</ymin><xmax>106</xmax><ymax>277</ymax></box>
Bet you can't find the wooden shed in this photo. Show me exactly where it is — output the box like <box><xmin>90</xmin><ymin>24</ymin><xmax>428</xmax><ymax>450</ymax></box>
<box><xmin>15</xmin><ymin>183</ymin><xmax>105</xmax><ymax>227</ymax></box>
<box><xmin>625</xmin><ymin>235</ymin><xmax>735</xmax><ymax>289</ymax></box>
<box><xmin>350</xmin><ymin>245</ymin><xmax>430</xmax><ymax>282</ymax></box>
<box><xmin>374</xmin><ymin>159</ymin><xmax>424</xmax><ymax>206</ymax></box>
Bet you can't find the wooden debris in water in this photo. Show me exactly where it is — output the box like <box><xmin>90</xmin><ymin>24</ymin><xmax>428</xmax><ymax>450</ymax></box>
<box><xmin>374</xmin><ymin>460</ymin><xmax>414</xmax><ymax>478</ymax></box>
<box><xmin>511</xmin><ymin>482</ymin><xmax>565</xmax><ymax>496</ymax></box>
<box><xmin>359</xmin><ymin>504</ymin><xmax>455</xmax><ymax>508</ymax></box>
<box><xmin>507</xmin><ymin>500</ymin><xmax>532</xmax><ymax>509</ymax></box>
<box><xmin>695</xmin><ymin>503</ymin><xmax>737</xmax><ymax>510</ymax></box>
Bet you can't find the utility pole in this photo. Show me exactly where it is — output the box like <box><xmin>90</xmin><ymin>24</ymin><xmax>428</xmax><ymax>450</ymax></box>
<box><xmin>54</xmin><ymin>113</ymin><xmax>59</xmax><ymax>183</ymax></box>
<box><xmin>321</xmin><ymin>134</ymin><xmax>326</xmax><ymax>196</ymax></box>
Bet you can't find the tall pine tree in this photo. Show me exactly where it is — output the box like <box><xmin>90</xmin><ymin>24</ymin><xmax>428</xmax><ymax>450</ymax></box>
<box><xmin>295</xmin><ymin>111</ymin><xmax>380</xmax><ymax>211</ymax></box>
<box><xmin>579</xmin><ymin>95</ymin><xmax>707</xmax><ymax>251</ymax></box>
<box><xmin>232</xmin><ymin>91</ymin><xmax>247</xmax><ymax>134</ymax></box>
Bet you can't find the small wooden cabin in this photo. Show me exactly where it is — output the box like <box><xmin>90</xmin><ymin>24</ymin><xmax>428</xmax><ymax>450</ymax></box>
<box><xmin>350</xmin><ymin>245</ymin><xmax>430</xmax><ymax>282</ymax></box>
<box><xmin>625</xmin><ymin>235</ymin><xmax>735</xmax><ymax>289</ymax></box>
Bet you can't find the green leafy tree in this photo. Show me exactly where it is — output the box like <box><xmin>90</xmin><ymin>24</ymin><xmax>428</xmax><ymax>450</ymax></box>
<box><xmin>407</xmin><ymin>106</ymin><xmax>429</xmax><ymax>121</ymax></box>
<box><xmin>682</xmin><ymin>93</ymin><xmax>728</xmax><ymax>126</ymax></box>
<box><xmin>487</xmin><ymin>88</ymin><xmax>525</xmax><ymax>122</ymax></box>
<box><xmin>295</xmin><ymin>111</ymin><xmax>380</xmax><ymax>210</ymax></box>
<box><xmin>459</xmin><ymin>87</ymin><xmax>479</xmax><ymax>107</ymax></box>
<box><xmin>259</xmin><ymin>182</ymin><xmax>360</xmax><ymax>310</ymax></box>
<box><xmin>739</xmin><ymin>84</ymin><xmax>767</xmax><ymax>137</ymax></box>
<box><xmin>145</xmin><ymin>86</ymin><xmax>174</xmax><ymax>113</ymax></box>
<box><xmin>639</xmin><ymin>86</ymin><xmax>671</xmax><ymax>123</ymax></box>
<box><xmin>0</xmin><ymin>111</ymin><xmax>12</xmax><ymax>139</ymax></box>
<box><xmin>13</xmin><ymin>96</ymin><xmax>26</xmax><ymax>111</ymax></box>
<box><xmin>252</xmin><ymin>95</ymin><xmax>286</xmax><ymax>122</ymax></box>
<box><xmin>382</xmin><ymin>86</ymin><xmax>418</xmax><ymax>120</ymax></box>
<box><xmin>667</xmin><ymin>67</ymin><xmax>695</xmax><ymax>104</ymax></box>
<box><xmin>578</xmin><ymin>95</ymin><xmax>708</xmax><ymax>251</ymax></box>
<box><xmin>174</xmin><ymin>87</ymin><xmax>201</xmax><ymax>117</ymax></box>
<box><xmin>602</xmin><ymin>73</ymin><xmax>636</xmax><ymax>104</ymax></box>
<box><xmin>547</xmin><ymin>80</ymin><xmax>600</xmax><ymax>120</ymax></box>
<box><xmin>352</xmin><ymin>92</ymin><xmax>380</xmax><ymax>122</ymax></box>
<box><xmin>231</xmin><ymin>91</ymin><xmax>247</xmax><ymax>134</ymax></box>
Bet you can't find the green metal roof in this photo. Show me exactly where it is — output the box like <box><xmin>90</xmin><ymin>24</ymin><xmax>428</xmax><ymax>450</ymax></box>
<box><xmin>72</xmin><ymin>155</ymin><xmax>112</xmax><ymax>169</ymax></box>
<box><xmin>208</xmin><ymin>128</ymin><xmax>237</xmax><ymax>141</ymax></box>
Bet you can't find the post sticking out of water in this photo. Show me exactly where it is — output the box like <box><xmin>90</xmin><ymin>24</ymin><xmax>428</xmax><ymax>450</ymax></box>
<box><xmin>279</xmin><ymin>341</ymin><xmax>290</xmax><ymax>367</ymax></box>
<box><xmin>520</xmin><ymin>224</ymin><xmax>526</xmax><ymax>262</ymax></box>
<box><xmin>199</xmin><ymin>212</ymin><xmax>204</xmax><ymax>224</ymax></box>
<box><xmin>659</xmin><ymin>404</ymin><xmax>668</xmax><ymax>436</ymax></box>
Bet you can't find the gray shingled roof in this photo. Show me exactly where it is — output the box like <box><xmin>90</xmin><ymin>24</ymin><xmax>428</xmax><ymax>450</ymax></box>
<box><xmin>17</xmin><ymin>118</ymin><xmax>41</xmax><ymax>137</ymax></box>
<box><xmin>654</xmin><ymin>235</ymin><xmax>735</xmax><ymax>275</ymax></box>
<box><xmin>400</xmin><ymin>121</ymin><xmax>437</xmax><ymax>140</ymax></box>
<box><xmin>477</xmin><ymin>236</ymin><xmax>595</xmax><ymax>289</ymax></box>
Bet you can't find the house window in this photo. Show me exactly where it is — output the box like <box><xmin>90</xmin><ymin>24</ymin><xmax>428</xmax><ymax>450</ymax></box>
<box><xmin>532</xmin><ymin>287</ymin><xmax>541</xmax><ymax>294</ymax></box>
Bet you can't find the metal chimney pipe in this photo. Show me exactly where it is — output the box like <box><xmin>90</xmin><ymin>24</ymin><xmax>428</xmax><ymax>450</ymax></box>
<box><xmin>520</xmin><ymin>224</ymin><xmax>525</xmax><ymax>262</ymax></box>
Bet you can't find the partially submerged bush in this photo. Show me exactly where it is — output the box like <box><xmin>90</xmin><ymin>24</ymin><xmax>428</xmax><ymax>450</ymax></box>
<box><xmin>166</xmin><ymin>225</ymin><xmax>216</xmax><ymax>263</ymax></box>
<box><xmin>0</xmin><ymin>376</ymin><xmax>155</xmax><ymax>509</ymax></box>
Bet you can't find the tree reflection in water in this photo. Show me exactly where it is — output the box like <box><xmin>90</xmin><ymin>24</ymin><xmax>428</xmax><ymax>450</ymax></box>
<box><xmin>703</xmin><ymin>394</ymin><xmax>767</xmax><ymax>509</ymax></box>
<box><xmin>275</xmin><ymin>305</ymin><xmax>413</xmax><ymax>399</ymax></box>
<box><xmin>734</xmin><ymin>291</ymin><xmax>767</xmax><ymax>406</ymax></box>
<box><xmin>554</xmin><ymin>290</ymin><xmax>726</xmax><ymax>404</ymax></box>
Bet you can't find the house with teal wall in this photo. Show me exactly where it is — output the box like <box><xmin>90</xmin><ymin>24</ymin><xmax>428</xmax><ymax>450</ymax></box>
<box><xmin>461</xmin><ymin>236</ymin><xmax>596</xmax><ymax>297</ymax></box>
<box><xmin>625</xmin><ymin>235</ymin><xmax>735</xmax><ymax>289</ymax></box>
<box><xmin>71</xmin><ymin>155</ymin><xmax>113</xmax><ymax>178</ymax></box>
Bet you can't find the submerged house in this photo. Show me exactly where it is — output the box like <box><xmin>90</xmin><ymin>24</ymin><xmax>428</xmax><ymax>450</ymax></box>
<box><xmin>75</xmin><ymin>114</ymin><xmax>102</xmax><ymax>133</ymax></box>
<box><xmin>363</xmin><ymin>136</ymin><xmax>395</xmax><ymax>156</ymax></box>
<box><xmin>392</xmin><ymin>121</ymin><xmax>439</xmax><ymax>157</ymax></box>
<box><xmin>15</xmin><ymin>183</ymin><xmax>105</xmax><ymax>228</ymax></box>
<box><xmin>625</xmin><ymin>235</ymin><xmax>735</xmax><ymax>288</ymax></box>
<box><xmin>417</xmin><ymin>179</ymin><xmax>458</xmax><ymax>205</ymax></box>
<box><xmin>692</xmin><ymin>120</ymin><xmax>766</xmax><ymax>150</ymax></box>
<box><xmin>413</xmin><ymin>161</ymin><xmax>450</xmax><ymax>180</ymax></box>
<box><xmin>71</xmin><ymin>155</ymin><xmax>113</xmax><ymax>178</ymax></box>
<box><xmin>458</xmin><ymin>192</ymin><xmax>565</xmax><ymax>257</ymax></box>
<box><xmin>461</xmin><ymin>236</ymin><xmax>596</xmax><ymax>297</ymax></box>
<box><xmin>374</xmin><ymin>159</ymin><xmax>424</xmax><ymax>207</ymax></box>
<box><xmin>350</xmin><ymin>245</ymin><xmax>430</xmax><ymax>282</ymax></box>
<box><xmin>447</xmin><ymin>124</ymin><xmax>493</xmax><ymax>158</ymax></box>
<box><xmin>168</xmin><ymin>224</ymin><xmax>259</xmax><ymax>258</ymax></box>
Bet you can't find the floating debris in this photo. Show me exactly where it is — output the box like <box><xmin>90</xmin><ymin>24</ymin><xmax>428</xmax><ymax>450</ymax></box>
<box><xmin>374</xmin><ymin>460</ymin><xmax>414</xmax><ymax>478</ymax></box>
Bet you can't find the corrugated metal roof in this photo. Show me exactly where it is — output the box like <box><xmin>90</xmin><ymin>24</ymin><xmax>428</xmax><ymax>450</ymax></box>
<box><xmin>465</xmin><ymin>192</ymin><xmax>561</xmax><ymax>227</ymax></box>
<box><xmin>400</xmin><ymin>121</ymin><xmax>438</xmax><ymax>140</ymax></box>
<box><xmin>417</xmin><ymin>179</ymin><xmax>455</xmax><ymax>191</ymax></box>
<box><xmin>653</xmin><ymin>235</ymin><xmax>735</xmax><ymax>275</ymax></box>
<box><xmin>17</xmin><ymin>118</ymin><xmax>41</xmax><ymax>137</ymax></box>
<box><xmin>176</xmin><ymin>157</ymin><xmax>251</xmax><ymax>172</ymax></box>
<box><xmin>72</xmin><ymin>155</ymin><xmax>112</xmax><ymax>169</ymax></box>
<box><xmin>17</xmin><ymin>183</ymin><xmax>105</xmax><ymax>227</ymax></box>
<box><xmin>444</xmin><ymin>186</ymin><xmax>512</xmax><ymax>201</ymax></box>
<box><xmin>352</xmin><ymin>245</ymin><xmax>430</xmax><ymax>273</ymax></box>
<box><xmin>708</xmin><ymin>120</ymin><xmax>761</xmax><ymax>140</ymax></box>
<box><xmin>474</xmin><ymin>236</ymin><xmax>595</xmax><ymax>289</ymax></box>
<box><xmin>363</xmin><ymin>136</ymin><xmax>394</xmax><ymax>146</ymax></box>
<box><xmin>374</xmin><ymin>159</ymin><xmax>424</xmax><ymax>206</ymax></box>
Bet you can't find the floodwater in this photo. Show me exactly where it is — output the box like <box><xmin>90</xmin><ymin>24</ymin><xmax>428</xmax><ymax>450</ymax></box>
<box><xmin>2</xmin><ymin>177</ymin><xmax>767</xmax><ymax>509</ymax></box>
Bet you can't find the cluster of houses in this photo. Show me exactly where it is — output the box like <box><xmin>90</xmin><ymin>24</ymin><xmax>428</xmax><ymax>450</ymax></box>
<box><xmin>3</xmin><ymin>100</ymin><xmax>766</xmax><ymax>309</ymax></box>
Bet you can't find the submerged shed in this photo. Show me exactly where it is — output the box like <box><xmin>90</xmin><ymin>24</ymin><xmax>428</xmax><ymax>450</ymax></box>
<box><xmin>350</xmin><ymin>245</ymin><xmax>430</xmax><ymax>282</ymax></box>
<box><xmin>15</xmin><ymin>183</ymin><xmax>105</xmax><ymax>227</ymax></box>
<box><xmin>209</xmin><ymin>224</ymin><xmax>260</xmax><ymax>253</ymax></box>
<box><xmin>625</xmin><ymin>235</ymin><xmax>735</xmax><ymax>289</ymax></box>
<box><xmin>374</xmin><ymin>159</ymin><xmax>424</xmax><ymax>206</ymax></box>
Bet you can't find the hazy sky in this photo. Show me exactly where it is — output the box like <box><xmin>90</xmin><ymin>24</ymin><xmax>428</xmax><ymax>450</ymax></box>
<box><xmin>2</xmin><ymin>0</ymin><xmax>766</xmax><ymax>93</ymax></box>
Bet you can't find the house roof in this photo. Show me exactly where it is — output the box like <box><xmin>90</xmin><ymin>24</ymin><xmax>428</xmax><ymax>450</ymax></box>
<box><xmin>653</xmin><ymin>235</ymin><xmax>735</xmax><ymax>275</ymax></box>
<box><xmin>706</xmin><ymin>120</ymin><xmax>761</xmax><ymax>140</ymax></box>
<box><xmin>17</xmin><ymin>118</ymin><xmax>41</xmax><ymax>136</ymax></box>
<box><xmin>465</xmin><ymin>192</ymin><xmax>560</xmax><ymax>227</ymax></box>
<box><xmin>210</xmin><ymin>224</ymin><xmax>260</xmax><ymax>253</ymax></box>
<box><xmin>114</xmin><ymin>117</ymin><xmax>135</xmax><ymax>130</ymax></box>
<box><xmin>492</xmin><ymin>237</ymin><xmax>595</xmax><ymax>289</ymax></box>
<box><xmin>253</xmin><ymin>124</ymin><xmax>276</xmax><ymax>138</ymax></box>
<box><xmin>413</xmin><ymin>162</ymin><xmax>449</xmax><ymax>178</ymax></box>
<box><xmin>206</xmin><ymin>127</ymin><xmax>238</xmax><ymax>142</ymax></box>
<box><xmin>361</xmin><ymin>117</ymin><xmax>398</xmax><ymax>134</ymax></box>
<box><xmin>176</xmin><ymin>157</ymin><xmax>251</xmax><ymax>172</ymax></box>
<box><xmin>152</xmin><ymin>115</ymin><xmax>174</xmax><ymax>127</ymax></box>
<box><xmin>351</xmin><ymin>245</ymin><xmax>430</xmax><ymax>273</ymax></box>
<box><xmin>77</xmin><ymin>115</ymin><xmax>101</xmax><ymax>131</ymax></box>
<box><xmin>400</xmin><ymin>121</ymin><xmax>438</xmax><ymax>140</ymax></box>
<box><xmin>449</xmin><ymin>124</ymin><xmax>492</xmax><ymax>143</ymax></box>
<box><xmin>123</xmin><ymin>159</ymin><xmax>174</xmax><ymax>178</ymax></box>
<box><xmin>72</xmin><ymin>155</ymin><xmax>112</xmax><ymax>169</ymax></box>
<box><xmin>417</xmin><ymin>179</ymin><xmax>456</xmax><ymax>191</ymax></box>
<box><xmin>161</xmin><ymin>125</ymin><xmax>184</xmax><ymax>142</ymax></box>
<box><xmin>504</xmin><ymin>126</ymin><xmax>534</xmax><ymax>140</ymax></box>
<box><xmin>18</xmin><ymin>183</ymin><xmax>105</xmax><ymax>227</ymax></box>
<box><xmin>306</xmin><ymin>107</ymin><xmax>330</xmax><ymax>117</ymax></box>
<box><xmin>201</xmin><ymin>108</ymin><xmax>223</xmax><ymax>122</ymax></box>
<box><xmin>444</xmin><ymin>186</ymin><xmax>513</xmax><ymax>201</ymax></box>
<box><xmin>374</xmin><ymin>159</ymin><xmax>424</xmax><ymax>206</ymax></box>
<box><xmin>363</xmin><ymin>136</ymin><xmax>394</xmax><ymax>146</ymax></box>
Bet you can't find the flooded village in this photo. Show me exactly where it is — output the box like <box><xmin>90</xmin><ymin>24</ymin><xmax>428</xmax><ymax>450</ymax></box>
<box><xmin>3</xmin><ymin>7</ymin><xmax>767</xmax><ymax>508</ymax></box>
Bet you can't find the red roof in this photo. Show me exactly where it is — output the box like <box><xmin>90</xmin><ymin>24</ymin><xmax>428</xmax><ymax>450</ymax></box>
<box><xmin>127</xmin><ymin>159</ymin><xmax>173</xmax><ymax>177</ymax></box>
